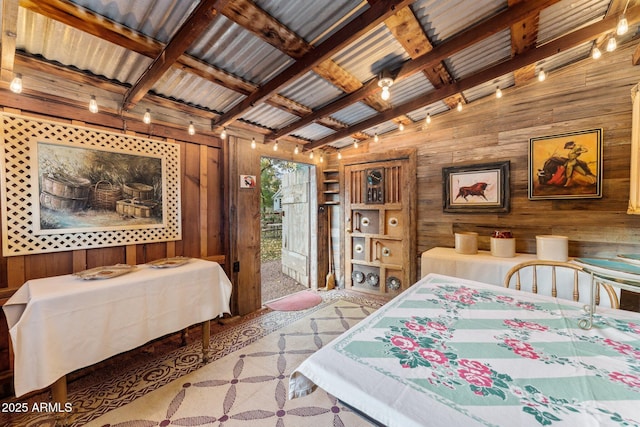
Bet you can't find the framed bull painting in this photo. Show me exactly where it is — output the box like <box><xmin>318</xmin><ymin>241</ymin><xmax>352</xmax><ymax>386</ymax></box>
<box><xmin>528</xmin><ymin>129</ymin><xmax>602</xmax><ymax>200</ymax></box>
<box><xmin>443</xmin><ymin>161</ymin><xmax>510</xmax><ymax>213</ymax></box>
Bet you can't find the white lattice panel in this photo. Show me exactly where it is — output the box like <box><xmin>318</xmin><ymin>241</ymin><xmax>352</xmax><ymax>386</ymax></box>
<box><xmin>1</xmin><ymin>113</ymin><xmax>182</xmax><ymax>256</ymax></box>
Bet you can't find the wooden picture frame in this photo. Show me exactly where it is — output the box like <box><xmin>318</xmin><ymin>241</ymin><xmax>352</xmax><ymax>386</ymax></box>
<box><xmin>1</xmin><ymin>112</ymin><xmax>181</xmax><ymax>256</ymax></box>
<box><xmin>528</xmin><ymin>129</ymin><xmax>602</xmax><ymax>200</ymax></box>
<box><xmin>443</xmin><ymin>161</ymin><xmax>510</xmax><ymax>213</ymax></box>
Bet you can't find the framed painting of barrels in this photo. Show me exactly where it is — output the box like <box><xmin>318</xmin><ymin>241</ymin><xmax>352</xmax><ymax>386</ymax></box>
<box><xmin>32</xmin><ymin>140</ymin><xmax>165</xmax><ymax>234</ymax></box>
<box><xmin>0</xmin><ymin>112</ymin><xmax>181</xmax><ymax>256</ymax></box>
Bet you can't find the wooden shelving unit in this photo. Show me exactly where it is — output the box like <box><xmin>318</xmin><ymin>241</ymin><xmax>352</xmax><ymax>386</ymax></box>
<box><xmin>322</xmin><ymin>168</ymin><xmax>340</xmax><ymax>205</ymax></box>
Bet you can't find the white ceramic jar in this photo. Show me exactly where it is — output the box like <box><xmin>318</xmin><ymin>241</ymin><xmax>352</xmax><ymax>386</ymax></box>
<box><xmin>455</xmin><ymin>232</ymin><xmax>478</xmax><ymax>254</ymax></box>
<box><xmin>536</xmin><ymin>235</ymin><xmax>569</xmax><ymax>261</ymax></box>
<box><xmin>490</xmin><ymin>237</ymin><xmax>516</xmax><ymax>257</ymax></box>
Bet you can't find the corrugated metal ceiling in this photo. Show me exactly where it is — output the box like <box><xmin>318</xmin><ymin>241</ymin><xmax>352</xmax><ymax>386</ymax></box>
<box><xmin>6</xmin><ymin>0</ymin><xmax>639</xmax><ymax>151</ymax></box>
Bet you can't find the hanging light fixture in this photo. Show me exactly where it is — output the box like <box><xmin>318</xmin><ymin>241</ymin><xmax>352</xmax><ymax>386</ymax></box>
<box><xmin>273</xmin><ymin>141</ymin><xmax>278</xmax><ymax>151</ymax></box>
<box><xmin>606</xmin><ymin>34</ymin><xmax>617</xmax><ymax>52</ymax></box>
<box><xmin>251</xmin><ymin>138</ymin><xmax>256</xmax><ymax>149</ymax></box>
<box><xmin>378</xmin><ymin>70</ymin><xmax>394</xmax><ymax>101</ymax></box>
<box><xmin>10</xmin><ymin>73</ymin><xmax>23</xmax><ymax>94</ymax></box>
<box><xmin>399</xmin><ymin>122</ymin><xmax>405</xmax><ymax>131</ymax></box>
<box><xmin>617</xmin><ymin>1</ymin><xmax>629</xmax><ymax>36</ymax></box>
<box><xmin>592</xmin><ymin>46</ymin><xmax>602</xmax><ymax>59</ymax></box>
<box><xmin>426</xmin><ymin>113</ymin><xmax>431</xmax><ymax>124</ymax></box>
<box><xmin>353</xmin><ymin>140</ymin><xmax>359</xmax><ymax>149</ymax></box>
<box><xmin>538</xmin><ymin>68</ymin><xmax>546</xmax><ymax>82</ymax></box>
<box><xmin>294</xmin><ymin>145</ymin><xmax>299</xmax><ymax>155</ymax></box>
<box><xmin>337</xmin><ymin>151</ymin><xmax>342</xmax><ymax>160</ymax></box>
<box><xmin>89</xmin><ymin>95</ymin><xmax>99</xmax><ymax>113</ymax></box>
<box><xmin>143</xmin><ymin>109</ymin><xmax>151</xmax><ymax>124</ymax></box>
<box><xmin>220</xmin><ymin>128</ymin><xmax>227</xmax><ymax>139</ymax></box>
<box><xmin>495</xmin><ymin>87</ymin><xmax>502</xmax><ymax>99</ymax></box>
<box><xmin>188</xmin><ymin>121</ymin><xmax>196</xmax><ymax>135</ymax></box>
<box><xmin>457</xmin><ymin>101</ymin><xmax>463</xmax><ymax>112</ymax></box>
<box><xmin>320</xmin><ymin>152</ymin><xmax>324</xmax><ymax>163</ymax></box>
<box><xmin>309</xmin><ymin>151</ymin><xmax>314</xmax><ymax>159</ymax></box>
<box><xmin>374</xmin><ymin>133</ymin><xmax>379</xmax><ymax>143</ymax></box>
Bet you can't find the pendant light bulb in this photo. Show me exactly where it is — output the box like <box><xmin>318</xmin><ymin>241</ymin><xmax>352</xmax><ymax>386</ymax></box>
<box><xmin>188</xmin><ymin>121</ymin><xmax>195</xmax><ymax>135</ymax></box>
<box><xmin>220</xmin><ymin>128</ymin><xmax>227</xmax><ymax>139</ymax></box>
<box><xmin>374</xmin><ymin>133</ymin><xmax>379</xmax><ymax>143</ymax></box>
<box><xmin>320</xmin><ymin>152</ymin><xmax>324</xmax><ymax>163</ymax></box>
<box><xmin>592</xmin><ymin>46</ymin><xmax>602</xmax><ymax>60</ymax></box>
<box><xmin>353</xmin><ymin>140</ymin><xmax>359</xmax><ymax>149</ymax></box>
<box><xmin>294</xmin><ymin>145</ymin><xmax>299</xmax><ymax>155</ymax></box>
<box><xmin>381</xmin><ymin>86</ymin><xmax>390</xmax><ymax>101</ymax></box>
<box><xmin>606</xmin><ymin>35</ymin><xmax>617</xmax><ymax>52</ymax></box>
<box><xmin>457</xmin><ymin>101</ymin><xmax>462</xmax><ymax>112</ymax></box>
<box><xmin>398</xmin><ymin>122</ymin><xmax>405</xmax><ymax>131</ymax></box>
<box><xmin>143</xmin><ymin>109</ymin><xmax>151</xmax><ymax>124</ymax></box>
<box><xmin>538</xmin><ymin>68</ymin><xmax>546</xmax><ymax>82</ymax></box>
<box><xmin>251</xmin><ymin>138</ymin><xmax>256</xmax><ymax>149</ymax></box>
<box><xmin>617</xmin><ymin>14</ymin><xmax>628</xmax><ymax>36</ymax></box>
<box><xmin>495</xmin><ymin>87</ymin><xmax>502</xmax><ymax>99</ymax></box>
<box><xmin>10</xmin><ymin>73</ymin><xmax>23</xmax><ymax>94</ymax></box>
<box><xmin>309</xmin><ymin>151</ymin><xmax>314</xmax><ymax>159</ymax></box>
<box><xmin>89</xmin><ymin>95</ymin><xmax>99</xmax><ymax>113</ymax></box>
<box><xmin>425</xmin><ymin>113</ymin><xmax>431</xmax><ymax>125</ymax></box>
<box><xmin>337</xmin><ymin>151</ymin><xmax>342</xmax><ymax>160</ymax></box>
<box><xmin>273</xmin><ymin>141</ymin><xmax>278</xmax><ymax>151</ymax></box>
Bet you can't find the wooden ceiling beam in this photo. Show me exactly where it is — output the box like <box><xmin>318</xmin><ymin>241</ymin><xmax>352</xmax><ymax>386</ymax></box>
<box><xmin>220</xmin><ymin>0</ymin><xmax>417</xmax><ymax>140</ymax></box>
<box><xmin>509</xmin><ymin>0</ymin><xmax>541</xmax><ymax>85</ymax></box>
<box><xmin>0</xmin><ymin>0</ymin><xmax>20</xmax><ymax>83</ymax></box>
<box><xmin>20</xmin><ymin>0</ymin><xmax>255</xmax><ymax>96</ymax></box>
<box><xmin>304</xmin><ymin>5</ymin><xmax>640</xmax><ymax>150</ymax></box>
<box><xmin>122</xmin><ymin>0</ymin><xmax>231</xmax><ymax>110</ymax></box>
<box><xmin>212</xmin><ymin>0</ymin><xmax>416</xmax><ymax>129</ymax></box>
<box><xmin>14</xmin><ymin>53</ymin><xmax>221</xmax><ymax>120</ymax></box>
<box><xmin>269</xmin><ymin>0</ymin><xmax>562</xmax><ymax>141</ymax></box>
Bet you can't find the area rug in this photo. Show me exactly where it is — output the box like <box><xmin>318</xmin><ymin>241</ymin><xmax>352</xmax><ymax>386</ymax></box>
<box><xmin>264</xmin><ymin>290</ymin><xmax>322</xmax><ymax>311</ymax></box>
<box><xmin>85</xmin><ymin>299</ymin><xmax>376</xmax><ymax>426</ymax></box>
<box><xmin>0</xmin><ymin>291</ymin><xmax>386</xmax><ymax>427</ymax></box>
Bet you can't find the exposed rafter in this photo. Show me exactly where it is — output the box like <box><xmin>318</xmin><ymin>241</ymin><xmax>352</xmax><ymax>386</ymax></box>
<box><xmin>122</xmin><ymin>0</ymin><xmax>231</xmax><ymax>111</ymax></box>
<box><xmin>268</xmin><ymin>0</ymin><xmax>562</xmax><ymax>142</ymax></box>
<box><xmin>303</xmin><ymin>4</ymin><xmax>640</xmax><ymax>150</ymax></box>
<box><xmin>211</xmin><ymin>0</ymin><xmax>416</xmax><ymax>129</ymax></box>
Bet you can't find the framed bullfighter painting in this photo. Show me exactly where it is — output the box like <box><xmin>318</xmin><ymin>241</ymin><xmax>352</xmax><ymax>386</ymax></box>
<box><xmin>443</xmin><ymin>161</ymin><xmax>510</xmax><ymax>213</ymax></box>
<box><xmin>528</xmin><ymin>129</ymin><xmax>602</xmax><ymax>200</ymax></box>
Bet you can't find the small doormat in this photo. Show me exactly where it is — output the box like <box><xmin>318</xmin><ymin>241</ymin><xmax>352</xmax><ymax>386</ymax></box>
<box><xmin>265</xmin><ymin>290</ymin><xmax>323</xmax><ymax>311</ymax></box>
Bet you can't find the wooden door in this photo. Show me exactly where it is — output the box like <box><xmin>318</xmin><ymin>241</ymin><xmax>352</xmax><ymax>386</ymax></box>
<box><xmin>344</xmin><ymin>158</ymin><xmax>415</xmax><ymax>295</ymax></box>
<box><xmin>281</xmin><ymin>167</ymin><xmax>311</xmax><ymax>287</ymax></box>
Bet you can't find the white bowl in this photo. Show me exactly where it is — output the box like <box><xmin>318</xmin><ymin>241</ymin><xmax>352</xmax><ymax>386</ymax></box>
<box><xmin>455</xmin><ymin>232</ymin><xmax>478</xmax><ymax>255</ymax></box>
<box><xmin>536</xmin><ymin>235</ymin><xmax>568</xmax><ymax>262</ymax></box>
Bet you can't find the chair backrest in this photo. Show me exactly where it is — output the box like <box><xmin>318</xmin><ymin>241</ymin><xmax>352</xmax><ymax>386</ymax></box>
<box><xmin>503</xmin><ymin>260</ymin><xmax>619</xmax><ymax>309</ymax></box>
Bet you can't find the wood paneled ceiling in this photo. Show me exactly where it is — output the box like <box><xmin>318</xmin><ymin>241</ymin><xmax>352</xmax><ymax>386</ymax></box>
<box><xmin>1</xmin><ymin>0</ymin><xmax>639</xmax><ymax>151</ymax></box>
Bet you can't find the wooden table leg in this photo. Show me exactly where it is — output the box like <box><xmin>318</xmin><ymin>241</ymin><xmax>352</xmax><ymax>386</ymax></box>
<box><xmin>51</xmin><ymin>376</ymin><xmax>68</xmax><ymax>426</ymax></box>
<box><xmin>202</xmin><ymin>320</ymin><xmax>211</xmax><ymax>363</ymax></box>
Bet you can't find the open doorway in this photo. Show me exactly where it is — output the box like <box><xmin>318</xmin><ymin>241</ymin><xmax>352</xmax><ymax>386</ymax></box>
<box><xmin>260</xmin><ymin>157</ymin><xmax>316</xmax><ymax>304</ymax></box>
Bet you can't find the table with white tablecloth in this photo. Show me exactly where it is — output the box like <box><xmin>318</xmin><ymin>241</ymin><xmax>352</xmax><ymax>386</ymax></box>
<box><xmin>290</xmin><ymin>273</ymin><xmax>640</xmax><ymax>427</ymax></box>
<box><xmin>421</xmin><ymin>247</ymin><xmax>618</xmax><ymax>307</ymax></box>
<box><xmin>3</xmin><ymin>258</ymin><xmax>232</xmax><ymax>398</ymax></box>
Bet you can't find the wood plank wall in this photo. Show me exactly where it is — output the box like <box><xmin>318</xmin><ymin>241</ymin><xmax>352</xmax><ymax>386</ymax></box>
<box><xmin>333</xmin><ymin>43</ymin><xmax>640</xmax><ymax>310</ymax></box>
<box><xmin>0</xmin><ymin>108</ymin><xmax>227</xmax><ymax>393</ymax></box>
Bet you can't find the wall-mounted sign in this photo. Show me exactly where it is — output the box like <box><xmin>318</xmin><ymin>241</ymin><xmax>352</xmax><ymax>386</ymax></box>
<box><xmin>240</xmin><ymin>175</ymin><xmax>256</xmax><ymax>188</ymax></box>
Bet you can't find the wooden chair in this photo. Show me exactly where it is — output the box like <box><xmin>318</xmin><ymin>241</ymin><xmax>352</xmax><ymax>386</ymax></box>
<box><xmin>503</xmin><ymin>260</ymin><xmax>619</xmax><ymax>309</ymax></box>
